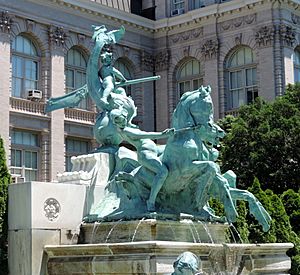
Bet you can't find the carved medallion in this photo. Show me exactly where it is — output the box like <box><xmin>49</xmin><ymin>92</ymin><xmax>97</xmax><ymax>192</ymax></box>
<box><xmin>44</xmin><ymin>198</ymin><xmax>60</xmax><ymax>221</ymax></box>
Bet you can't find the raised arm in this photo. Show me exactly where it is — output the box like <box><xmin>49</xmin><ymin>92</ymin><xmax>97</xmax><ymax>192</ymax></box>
<box><xmin>123</xmin><ymin>127</ymin><xmax>174</xmax><ymax>140</ymax></box>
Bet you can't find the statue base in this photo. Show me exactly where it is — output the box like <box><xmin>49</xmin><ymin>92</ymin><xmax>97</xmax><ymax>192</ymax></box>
<box><xmin>79</xmin><ymin>218</ymin><xmax>229</xmax><ymax>244</ymax></box>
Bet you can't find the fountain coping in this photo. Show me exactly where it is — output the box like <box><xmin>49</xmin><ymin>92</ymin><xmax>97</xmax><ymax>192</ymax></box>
<box><xmin>44</xmin><ymin>241</ymin><xmax>294</xmax><ymax>257</ymax></box>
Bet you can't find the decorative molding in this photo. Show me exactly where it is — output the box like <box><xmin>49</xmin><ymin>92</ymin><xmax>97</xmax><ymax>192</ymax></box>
<box><xmin>26</xmin><ymin>19</ymin><xmax>36</xmax><ymax>33</ymax></box>
<box><xmin>255</xmin><ymin>26</ymin><xmax>274</xmax><ymax>48</ymax></box>
<box><xmin>280</xmin><ymin>24</ymin><xmax>296</xmax><ymax>48</ymax></box>
<box><xmin>154</xmin><ymin>49</ymin><xmax>169</xmax><ymax>71</ymax></box>
<box><xmin>183</xmin><ymin>45</ymin><xmax>190</xmax><ymax>57</ymax></box>
<box><xmin>122</xmin><ymin>46</ymin><xmax>130</xmax><ymax>57</ymax></box>
<box><xmin>235</xmin><ymin>33</ymin><xmax>242</xmax><ymax>45</ymax></box>
<box><xmin>170</xmin><ymin>27</ymin><xmax>203</xmax><ymax>44</ymax></box>
<box><xmin>141</xmin><ymin>51</ymin><xmax>154</xmax><ymax>71</ymax></box>
<box><xmin>0</xmin><ymin>11</ymin><xmax>13</xmax><ymax>33</ymax></box>
<box><xmin>77</xmin><ymin>33</ymin><xmax>86</xmax><ymax>45</ymax></box>
<box><xmin>201</xmin><ymin>39</ymin><xmax>219</xmax><ymax>60</ymax></box>
<box><xmin>44</xmin><ymin>198</ymin><xmax>60</xmax><ymax>221</ymax></box>
<box><xmin>291</xmin><ymin>13</ymin><xmax>300</xmax><ymax>25</ymax></box>
<box><xmin>219</xmin><ymin>14</ymin><xmax>256</xmax><ymax>32</ymax></box>
<box><xmin>49</xmin><ymin>26</ymin><xmax>68</xmax><ymax>48</ymax></box>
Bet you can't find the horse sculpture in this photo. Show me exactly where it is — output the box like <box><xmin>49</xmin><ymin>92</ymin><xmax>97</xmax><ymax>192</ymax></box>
<box><xmin>92</xmin><ymin>86</ymin><xmax>271</xmax><ymax>232</ymax></box>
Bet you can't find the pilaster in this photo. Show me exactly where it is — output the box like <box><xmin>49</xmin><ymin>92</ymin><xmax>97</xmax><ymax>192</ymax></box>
<box><xmin>280</xmin><ymin>24</ymin><xmax>296</xmax><ymax>86</ymax></box>
<box><xmin>0</xmin><ymin>11</ymin><xmax>13</xmax><ymax>160</ymax></box>
<box><xmin>255</xmin><ymin>24</ymin><xmax>277</xmax><ymax>101</ymax></box>
<box><xmin>202</xmin><ymin>38</ymin><xmax>220</xmax><ymax>120</ymax></box>
<box><xmin>139</xmin><ymin>50</ymin><xmax>154</xmax><ymax>130</ymax></box>
<box><xmin>41</xmin><ymin>130</ymin><xmax>50</xmax><ymax>182</ymax></box>
<box><xmin>49</xmin><ymin>26</ymin><xmax>68</xmax><ymax>180</ymax></box>
<box><xmin>154</xmin><ymin>49</ymin><xmax>170</xmax><ymax>131</ymax></box>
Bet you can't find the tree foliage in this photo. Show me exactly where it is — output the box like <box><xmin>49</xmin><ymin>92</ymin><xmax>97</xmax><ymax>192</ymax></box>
<box><xmin>281</xmin><ymin>189</ymin><xmax>300</xmax><ymax>235</ymax></box>
<box><xmin>219</xmin><ymin>84</ymin><xmax>300</xmax><ymax>193</ymax></box>
<box><xmin>0</xmin><ymin>136</ymin><xmax>10</xmax><ymax>275</ymax></box>
<box><xmin>218</xmin><ymin>85</ymin><xmax>300</xmax><ymax>274</ymax></box>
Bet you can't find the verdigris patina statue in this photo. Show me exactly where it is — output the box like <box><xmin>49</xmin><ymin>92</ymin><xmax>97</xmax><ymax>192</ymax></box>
<box><xmin>172</xmin><ymin>252</ymin><xmax>204</xmax><ymax>275</ymax></box>
<box><xmin>46</xmin><ymin>25</ymin><xmax>271</xmax><ymax>232</ymax></box>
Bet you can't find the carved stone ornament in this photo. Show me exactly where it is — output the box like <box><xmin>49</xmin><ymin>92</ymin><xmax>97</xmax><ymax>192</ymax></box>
<box><xmin>170</xmin><ymin>27</ymin><xmax>203</xmax><ymax>44</ymax></box>
<box><xmin>255</xmin><ymin>26</ymin><xmax>274</xmax><ymax>48</ymax></box>
<box><xmin>235</xmin><ymin>33</ymin><xmax>242</xmax><ymax>45</ymax></box>
<box><xmin>154</xmin><ymin>49</ymin><xmax>169</xmax><ymax>71</ymax></box>
<box><xmin>26</xmin><ymin>19</ymin><xmax>36</xmax><ymax>33</ymax></box>
<box><xmin>220</xmin><ymin>14</ymin><xmax>256</xmax><ymax>32</ymax></box>
<box><xmin>183</xmin><ymin>45</ymin><xmax>190</xmax><ymax>57</ymax></box>
<box><xmin>44</xmin><ymin>198</ymin><xmax>60</xmax><ymax>221</ymax></box>
<box><xmin>77</xmin><ymin>33</ymin><xmax>86</xmax><ymax>45</ymax></box>
<box><xmin>292</xmin><ymin>13</ymin><xmax>300</xmax><ymax>25</ymax></box>
<box><xmin>280</xmin><ymin>24</ymin><xmax>296</xmax><ymax>47</ymax></box>
<box><xmin>49</xmin><ymin>26</ymin><xmax>67</xmax><ymax>47</ymax></box>
<box><xmin>122</xmin><ymin>46</ymin><xmax>130</xmax><ymax>57</ymax></box>
<box><xmin>201</xmin><ymin>39</ymin><xmax>219</xmax><ymax>60</ymax></box>
<box><xmin>0</xmin><ymin>11</ymin><xmax>13</xmax><ymax>33</ymax></box>
<box><xmin>141</xmin><ymin>51</ymin><xmax>154</xmax><ymax>71</ymax></box>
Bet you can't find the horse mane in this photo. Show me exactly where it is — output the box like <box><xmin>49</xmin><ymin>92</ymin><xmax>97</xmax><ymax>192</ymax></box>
<box><xmin>172</xmin><ymin>86</ymin><xmax>213</xmax><ymax>129</ymax></box>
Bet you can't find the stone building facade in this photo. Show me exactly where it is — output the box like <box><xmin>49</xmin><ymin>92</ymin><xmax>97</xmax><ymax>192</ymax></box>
<box><xmin>0</xmin><ymin>0</ymin><xmax>299</xmax><ymax>182</ymax></box>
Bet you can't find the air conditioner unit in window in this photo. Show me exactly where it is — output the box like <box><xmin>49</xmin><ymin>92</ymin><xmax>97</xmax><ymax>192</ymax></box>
<box><xmin>172</xmin><ymin>8</ymin><xmax>184</xmax><ymax>16</ymax></box>
<box><xmin>11</xmin><ymin>175</ymin><xmax>25</xmax><ymax>183</ymax></box>
<box><xmin>27</xmin><ymin>89</ymin><xmax>43</xmax><ymax>101</ymax></box>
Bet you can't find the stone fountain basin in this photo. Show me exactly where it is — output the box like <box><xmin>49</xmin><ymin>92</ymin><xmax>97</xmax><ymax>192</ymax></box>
<box><xmin>79</xmin><ymin>219</ymin><xmax>229</xmax><ymax>244</ymax></box>
<box><xmin>44</xmin><ymin>241</ymin><xmax>293</xmax><ymax>275</ymax></box>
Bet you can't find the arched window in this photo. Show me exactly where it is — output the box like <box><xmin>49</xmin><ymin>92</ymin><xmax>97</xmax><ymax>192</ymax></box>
<box><xmin>114</xmin><ymin>59</ymin><xmax>133</xmax><ymax>96</ymax></box>
<box><xmin>12</xmin><ymin>34</ymin><xmax>40</xmax><ymax>98</ymax></box>
<box><xmin>177</xmin><ymin>59</ymin><xmax>202</xmax><ymax>98</ymax></box>
<box><xmin>293</xmin><ymin>49</ymin><xmax>300</xmax><ymax>82</ymax></box>
<box><xmin>65</xmin><ymin>47</ymin><xmax>88</xmax><ymax>109</ymax></box>
<box><xmin>226</xmin><ymin>47</ymin><xmax>257</xmax><ymax>110</ymax></box>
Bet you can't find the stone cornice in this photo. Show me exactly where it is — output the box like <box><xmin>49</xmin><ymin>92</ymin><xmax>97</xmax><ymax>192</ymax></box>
<box><xmin>27</xmin><ymin>0</ymin><xmax>155</xmax><ymax>34</ymax></box>
<box><xmin>11</xmin><ymin>0</ymin><xmax>300</xmax><ymax>39</ymax></box>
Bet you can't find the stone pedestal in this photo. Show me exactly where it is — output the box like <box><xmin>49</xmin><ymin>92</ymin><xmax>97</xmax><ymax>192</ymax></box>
<box><xmin>44</xmin><ymin>241</ymin><xmax>293</xmax><ymax>275</ymax></box>
<box><xmin>8</xmin><ymin>181</ymin><xmax>87</xmax><ymax>275</ymax></box>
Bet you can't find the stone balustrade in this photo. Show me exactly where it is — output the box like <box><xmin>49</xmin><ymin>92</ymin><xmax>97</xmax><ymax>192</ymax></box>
<box><xmin>64</xmin><ymin>108</ymin><xmax>96</xmax><ymax>124</ymax></box>
<box><xmin>10</xmin><ymin>97</ymin><xmax>46</xmax><ymax>116</ymax></box>
<box><xmin>224</xmin><ymin>108</ymin><xmax>240</xmax><ymax>117</ymax></box>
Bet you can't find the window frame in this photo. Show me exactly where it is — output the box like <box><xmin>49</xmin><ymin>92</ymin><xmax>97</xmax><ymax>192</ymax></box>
<box><xmin>114</xmin><ymin>58</ymin><xmax>133</xmax><ymax>96</ymax></box>
<box><xmin>226</xmin><ymin>47</ymin><xmax>258</xmax><ymax>110</ymax></box>
<box><xmin>11</xmin><ymin>34</ymin><xmax>40</xmax><ymax>98</ymax></box>
<box><xmin>65</xmin><ymin>47</ymin><xmax>89</xmax><ymax>110</ymax></box>
<box><xmin>10</xmin><ymin>130</ymin><xmax>40</xmax><ymax>181</ymax></box>
<box><xmin>293</xmin><ymin>48</ymin><xmax>300</xmax><ymax>83</ymax></box>
<box><xmin>176</xmin><ymin>59</ymin><xmax>203</xmax><ymax>99</ymax></box>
